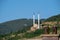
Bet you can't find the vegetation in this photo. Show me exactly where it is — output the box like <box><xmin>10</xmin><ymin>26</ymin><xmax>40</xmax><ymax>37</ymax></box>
<box><xmin>0</xmin><ymin>29</ymin><xmax>44</xmax><ymax>40</ymax></box>
<box><xmin>24</xmin><ymin>29</ymin><xmax>43</xmax><ymax>38</ymax></box>
<box><xmin>45</xmin><ymin>14</ymin><xmax>60</xmax><ymax>21</ymax></box>
<box><xmin>0</xmin><ymin>14</ymin><xmax>60</xmax><ymax>40</ymax></box>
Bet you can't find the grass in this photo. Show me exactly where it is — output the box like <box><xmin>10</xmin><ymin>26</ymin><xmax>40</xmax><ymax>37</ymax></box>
<box><xmin>0</xmin><ymin>29</ymin><xmax>44</xmax><ymax>40</ymax></box>
<box><xmin>24</xmin><ymin>29</ymin><xmax>43</xmax><ymax>38</ymax></box>
<box><xmin>1</xmin><ymin>25</ymin><xmax>60</xmax><ymax>40</ymax></box>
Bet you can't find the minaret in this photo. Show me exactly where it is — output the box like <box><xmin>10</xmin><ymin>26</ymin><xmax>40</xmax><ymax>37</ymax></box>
<box><xmin>38</xmin><ymin>14</ymin><xmax>40</xmax><ymax>29</ymax></box>
<box><xmin>33</xmin><ymin>13</ymin><xmax>35</xmax><ymax>27</ymax></box>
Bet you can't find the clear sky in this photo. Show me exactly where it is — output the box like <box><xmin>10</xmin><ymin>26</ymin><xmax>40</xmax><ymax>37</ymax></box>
<box><xmin>0</xmin><ymin>0</ymin><xmax>60</xmax><ymax>23</ymax></box>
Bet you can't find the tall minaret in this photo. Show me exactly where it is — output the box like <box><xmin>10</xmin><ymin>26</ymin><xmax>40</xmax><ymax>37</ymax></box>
<box><xmin>38</xmin><ymin>14</ymin><xmax>40</xmax><ymax>29</ymax></box>
<box><xmin>33</xmin><ymin>13</ymin><xmax>35</xmax><ymax>27</ymax></box>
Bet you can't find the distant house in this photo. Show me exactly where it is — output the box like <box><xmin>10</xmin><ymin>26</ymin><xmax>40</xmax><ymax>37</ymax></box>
<box><xmin>30</xmin><ymin>24</ymin><xmax>38</xmax><ymax>32</ymax></box>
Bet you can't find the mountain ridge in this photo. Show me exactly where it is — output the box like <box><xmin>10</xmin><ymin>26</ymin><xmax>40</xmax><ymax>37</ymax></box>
<box><xmin>0</xmin><ymin>14</ymin><xmax>60</xmax><ymax>34</ymax></box>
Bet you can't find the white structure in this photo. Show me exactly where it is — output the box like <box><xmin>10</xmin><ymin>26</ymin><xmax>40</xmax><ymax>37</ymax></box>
<box><xmin>33</xmin><ymin>14</ymin><xmax>35</xmax><ymax>27</ymax></box>
<box><xmin>33</xmin><ymin>13</ymin><xmax>40</xmax><ymax>29</ymax></box>
<box><xmin>38</xmin><ymin>14</ymin><xmax>40</xmax><ymax>29</ymax></box>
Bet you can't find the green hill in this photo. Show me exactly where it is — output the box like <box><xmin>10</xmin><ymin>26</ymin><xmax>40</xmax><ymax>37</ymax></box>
<box><xmin>0</xmin><ymin>19</ymin><xmax>42</xmax><ymax>40</ymax></box>
<box><xmin>0</xmin><ymin>14</ymin><xmax>60</xmax><ymax>40</ymax></box>
<box><xmin>0</xmin><ymin>18</ymin><xmax>40</xmax><ymax>35</ymax></box>
<box><xmin>0</xmin><ymin>14</ymin><xmax>60</xmax><ymax>34</ymax></box>
<box><xmin>0</xmin><ymin>19</ymin><xmax>33</xmax><ymax>34</ymax></box>
<box><xmin>45</xmin><ymin>14</ymin><xmax>60</xmax><ymax>21</ymax></box>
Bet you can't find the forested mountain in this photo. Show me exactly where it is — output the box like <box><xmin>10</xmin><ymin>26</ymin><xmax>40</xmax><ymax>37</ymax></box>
<box><xmin>45</xmin><ymin>14</ymin><xmax>60</xmax><ymax>21</ymax></box>
<box><xmin>0</xmin><ymin>19</ymin><xmax>33</xmax><ymax>34</ymax></box>
<box><xmin>0</xmin><ymin>14</ymin><xmax>60</xmax><ymax>34</ymax></box>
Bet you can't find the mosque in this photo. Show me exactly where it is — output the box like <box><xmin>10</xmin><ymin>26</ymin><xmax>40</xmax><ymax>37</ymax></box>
<box><xmin>30</xmin><ymin>14</ymin><xmax>42</xmax><ymax>32</ymax></box>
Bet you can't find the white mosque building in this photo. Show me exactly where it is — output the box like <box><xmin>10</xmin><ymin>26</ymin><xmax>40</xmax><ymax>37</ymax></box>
<box><xmin>30</xmin><ymin>14</ymin><xmax>41</xmax><ymax>32</ymax></box>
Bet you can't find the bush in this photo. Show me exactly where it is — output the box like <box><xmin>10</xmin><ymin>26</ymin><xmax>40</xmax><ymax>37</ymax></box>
<box><xmin>24</xmin><ymin>29</ymin><xmax>43</xmax><ymax>38</ymax></box>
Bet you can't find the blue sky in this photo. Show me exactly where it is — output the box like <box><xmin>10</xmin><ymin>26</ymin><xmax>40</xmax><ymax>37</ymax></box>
<box><xmin>0</xmin><ymin>0</ymin><xmax>60</xmax><ymax>23</ymax></box>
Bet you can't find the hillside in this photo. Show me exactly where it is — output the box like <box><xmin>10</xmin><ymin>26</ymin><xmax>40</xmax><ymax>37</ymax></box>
<box><xmin>45</xmin><ymin>14</ymin><xmax>60</xmax><ymax>21</ymax></box>
<box><xmin>0</xmin><ymin>14</ymin><xmax>60</xmax><ymax>40</ymax></box>
<box><xmin>0</xmin><ymin>14</ymin><xmax>60</xmax><ymax>34</ymax></box>
<box><xmin>0</xmin><ymin>19</ymin><xmax>33</xmax><ymax>34</ymax></box>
